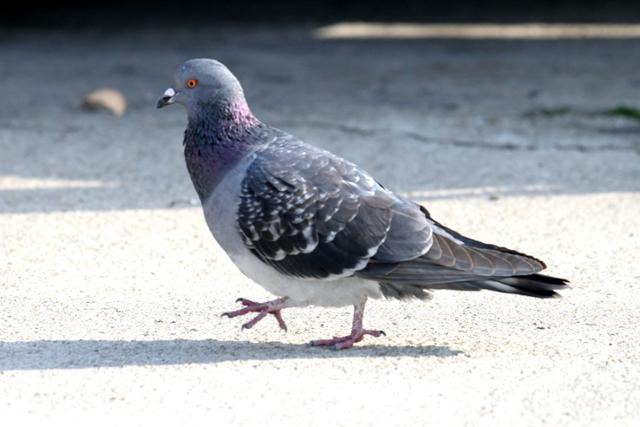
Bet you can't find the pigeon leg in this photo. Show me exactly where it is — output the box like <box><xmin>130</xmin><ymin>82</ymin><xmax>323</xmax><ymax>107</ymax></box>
<box><xmin>310</xmin><ymin>299</ymin><xmax>385</xmax><ymax>350</ymax></box>
<box><xmin>222</xmin><ymin>297</ymin><xmax>288</xmax><ymax>331</ymax></box>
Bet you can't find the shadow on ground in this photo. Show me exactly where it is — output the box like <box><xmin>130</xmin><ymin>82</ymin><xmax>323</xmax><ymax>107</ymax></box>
<box><xmin>0</xmin><ymin>339</ymin><xmax>462</xmax><ymax>370</ymax></box>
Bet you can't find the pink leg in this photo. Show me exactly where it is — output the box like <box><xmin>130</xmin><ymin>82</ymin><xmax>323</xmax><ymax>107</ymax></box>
<box><xmin>222</xmin><ymin>297</ymin><xmax>288</xmax><ymax>331</ymax></box>
<box><xmin>310</xmin><ymin>299</ymin><xmax>385</xmax><ymax>350</ymax></box>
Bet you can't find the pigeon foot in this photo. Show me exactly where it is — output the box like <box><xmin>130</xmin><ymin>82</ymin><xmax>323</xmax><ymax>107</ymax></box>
<box><xmin>310</xmin><ymin>328</ymin><xmax>385</xmax><ymax>350</ymax></box>
<box><xmin>222</xmin><ymin>297</ymin><xmax>288</xmax><ymax>331</ymax></box>
<box><xmin>309</xmin><ymin>298</ymin><xmax>385</xmax><ymax>350</ymax></box>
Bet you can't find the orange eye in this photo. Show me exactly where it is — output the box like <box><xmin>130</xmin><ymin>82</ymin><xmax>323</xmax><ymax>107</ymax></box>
<box><xmin>186</xmin><ymin>79</ymin><xmax>198</xmax><ymax>88</ymax></box>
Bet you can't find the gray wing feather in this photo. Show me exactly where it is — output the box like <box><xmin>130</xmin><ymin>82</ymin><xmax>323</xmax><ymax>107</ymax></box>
<box><xmin>237</xmin><ymin>136</ymin><xmax>433</xmax><ymax>279</ymax></box>
<box><xmin>357</xmin><ymin>213</ymin><xmax>546</xmax><ymax>285</ymax></box>
<box><xmin>237</xmin><ymin>132</ymin><xmax>551</xmax><ymax>292</ymax></box>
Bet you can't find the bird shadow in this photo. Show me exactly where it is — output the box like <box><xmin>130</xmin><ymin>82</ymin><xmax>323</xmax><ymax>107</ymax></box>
<box><xmin>0</xmin><ymin>339</ymin><xmax>463</xmax><ymax>371</ymax></box>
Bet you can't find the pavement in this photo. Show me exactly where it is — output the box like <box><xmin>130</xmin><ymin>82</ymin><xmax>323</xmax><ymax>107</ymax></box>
<box><xmin>1</xmin><ymin>26</ymin><xmax>639</xmax><ymax>425</ymax></box>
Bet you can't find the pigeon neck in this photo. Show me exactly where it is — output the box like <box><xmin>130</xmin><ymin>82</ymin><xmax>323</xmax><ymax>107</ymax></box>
<box><xmin>190</xmin><ymin>98</ymin><xmax>259</xmax><ymax>130</ymax></box>
<box><xmin>183</xmin><ymin>101</ymin><xmax>263</xmax><ymax>201</ymax></box>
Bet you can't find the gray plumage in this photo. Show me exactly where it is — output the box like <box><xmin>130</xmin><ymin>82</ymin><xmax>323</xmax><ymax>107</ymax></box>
<box><xmin>158</xmin><ymin>58</ymin><xmax>567</xmax><ymax>348</ymax></box>
<box><xmin>237</xmin><ymin>137</ymin><xmax>432</xmax><ymax>280</ymax></box>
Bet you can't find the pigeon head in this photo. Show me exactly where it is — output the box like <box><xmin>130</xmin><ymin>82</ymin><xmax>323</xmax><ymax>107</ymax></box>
<box><xmin>157</xmin><ymin>58</ymin><xmax>252</xmax><ymax>121</ymax></box>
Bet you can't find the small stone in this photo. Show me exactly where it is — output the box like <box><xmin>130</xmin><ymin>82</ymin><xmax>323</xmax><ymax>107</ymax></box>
<box><xmin>82</xmin><ymin>88</ymin><xmax>127</xmax><ymax>116</ymax></box>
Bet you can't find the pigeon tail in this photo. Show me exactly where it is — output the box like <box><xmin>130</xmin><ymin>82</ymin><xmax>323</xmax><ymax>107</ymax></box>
<box><xmin>379</xmin><ymin>272</ymin><xmax>568</xmax><ymax>300</ymax></box>
<box><xmin>462</xmin><ymin>273</ymin><xmax>569</xmax><ymax>298</ymax></box>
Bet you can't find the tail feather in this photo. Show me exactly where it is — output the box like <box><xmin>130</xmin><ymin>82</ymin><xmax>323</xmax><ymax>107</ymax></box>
<box><xmin>379</xmin><ymin>274</ymin><xmax>569</xmax><ymax>300</ymax></box>
<box><xmin>369</xmin><ymin>208</ymin><xmax>570</xmax><ymax>300</ymax></box>
<box><xmin>452</xmin><ymin>273</ymin><xmax>568</xmax><ymax>298</ymax></box>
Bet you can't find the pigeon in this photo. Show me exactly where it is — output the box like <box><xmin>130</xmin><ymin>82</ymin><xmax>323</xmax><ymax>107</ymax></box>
<box><xmin>157</xmin><ymin>58</ymin><xmax>568</xmax><ymax>349</ymax></box>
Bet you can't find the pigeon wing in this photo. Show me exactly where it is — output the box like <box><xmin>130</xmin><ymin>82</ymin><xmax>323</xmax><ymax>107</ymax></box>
<box><xmin>357</xmin><ymin>207</ymin><xmax>552</xmax><ymax>286</ymax></box>
<box><xmin>237</xmin><ymin>138</ymin><xmax>433</xmax><ymax>279</ymax></box>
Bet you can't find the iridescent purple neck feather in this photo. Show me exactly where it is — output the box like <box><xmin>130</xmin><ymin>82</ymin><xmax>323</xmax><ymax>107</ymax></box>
<box><xmin>183</xmin><ymin>98</ymin><xmax>265</xmax><ymax>201</ymax></box>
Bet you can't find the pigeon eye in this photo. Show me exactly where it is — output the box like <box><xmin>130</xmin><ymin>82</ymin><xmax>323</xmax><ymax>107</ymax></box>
<box><xmin>186</xmin><ymin>79</ymin><xmax>198</xmax><ymax>89</ymax></box>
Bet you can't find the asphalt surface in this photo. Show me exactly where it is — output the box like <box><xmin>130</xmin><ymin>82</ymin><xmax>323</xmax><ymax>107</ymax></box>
<box><xmin>1</xmin><ymin>27</ymin><xmax>639</xmax><ymax>425</ymax></box>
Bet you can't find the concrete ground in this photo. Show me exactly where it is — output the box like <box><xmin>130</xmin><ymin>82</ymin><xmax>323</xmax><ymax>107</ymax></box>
<box><xmin>1</xmin><ymin>27</ymin><xmax>639</xmax><ymax>425</ymax></box>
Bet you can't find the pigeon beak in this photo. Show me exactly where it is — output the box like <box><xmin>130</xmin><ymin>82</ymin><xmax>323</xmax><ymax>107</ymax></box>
<box><xmin>157</xmin><ymin>88</ymin><xmax>176</xmax><ymax>108</ymax></box>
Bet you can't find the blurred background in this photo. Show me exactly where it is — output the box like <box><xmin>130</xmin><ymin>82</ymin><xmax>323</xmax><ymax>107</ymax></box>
<box><xmin>2</xmin><ymin>0</ymin><xmax>639</xmax><ymax>212</ymax></box>
<box><xmin>3</xmin><ymin>1</ymin><xmax>640</xmax><ymax>27</ymax></box>
<box><xmin>1</xmin><ymin>1</ymin><xmax>639</xmax><ymax>425</ymax></box>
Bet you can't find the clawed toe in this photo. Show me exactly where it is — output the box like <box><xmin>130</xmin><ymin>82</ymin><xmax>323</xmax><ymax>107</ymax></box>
<box><xmin>222</xmin><ymin>297</ymin><xmax>288</xmax><ymax>331</ymax></box>
<box><xmin>241</xmin><ymin>311</ymin><xmax>268</xmax><ymax>330</ymax></box>
<box><xmin>235</xmin><ymin>297</ymin><xmax>258</xmax><ymax>307</ymax></box>
<box><xmin>310</xmin><ymin>329</ymin><xmax>386</xmax><ymax>350</ymax></box>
